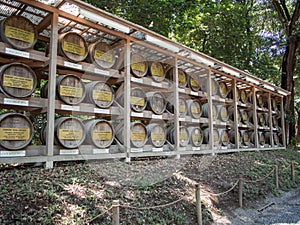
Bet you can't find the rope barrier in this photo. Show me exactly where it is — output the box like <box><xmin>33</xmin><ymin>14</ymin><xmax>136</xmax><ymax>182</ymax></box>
<box><xmin>243</xmin><ymin>168</ymin><xmax>275</xmax><ymax>183</ymax></box>
<box><xmin>120</xmin><ymin>196</ymin><xmax>186</xmax><ymax>210</ymax></box>
<box><xmin>85</xmin><ymin>205</ymin><xmax>114</xmax><ymax>224</ymax></box>
<box><xmin>208</xmin><ymin>179</ymin><xmax>239</xmax><ymax>196</ymax></box>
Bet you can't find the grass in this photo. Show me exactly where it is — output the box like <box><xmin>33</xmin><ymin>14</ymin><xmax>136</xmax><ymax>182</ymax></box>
<box><xmin>0</xmin><ymin>148</ymin><xmax>299</xmax><ymax>224</ymax></box>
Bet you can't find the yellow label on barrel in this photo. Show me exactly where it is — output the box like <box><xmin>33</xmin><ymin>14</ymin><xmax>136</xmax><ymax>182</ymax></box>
<box><xmin>151</xmin><ymin>66</ymin><xmax>164</xmax><ymax>77</ymax></box>
<box><xmin>191</xmin><ymin>104</ymin><xmax>200</xmax><ymax>114</ymax></box>
<box><xmin>3</xmin><ymin>74</ymin><xmax>33</xmax><ymax>90</ymax></box>
<box><xmin>241</xmin><ymin>91</ymin><xmax>247</xmax><ymax>101</ymax></box>
<box><xmin>212</xmin><ymin>82</ymin><xmax>217</xmax><ymax>93</ymax></box>
<box><xmin>221</xmin><ymin>109</ymin><xmax>228</xmax><ymax>118</ymax></box>
<box><xmin>213</xmin><ymin>132</ymin><xmax>219</xmax><ymax>142</ymax></box>
<box><xmin>220</xmin><ymin>83</ymin><xmax>227</xmax><ymax>95</ymax></box>
<box><xmin>179</xmin><ymin>105</ymin><xmax>186</xmax><ymax>113</ymax></box>
<box><xmin>63</xmin><ymin>41</ymin><xmax>85</xmax><ymax>56</ymax></box>
<box><xmin>94</xmin><ymin>50</ymin><xmax>113</xmax><ymax>63</ymax></box>
<box><xmin>190</xmin><ymin>78</ymin><xmax>199</xmax><ymax>88</ymax></box>
<box><xmin>130</xmin><ymin>132</ymin><xmax>145</xmax><ymax>141</ymax></box>
<box><xmin>178</xmin><ymin>71</ymin><xmax>186</xmax><ymax>84</ymax></box>
<box><xmin>213</xmin><ymin>107</ymin><xmax>217</xmax><ymax>118</ymax></box>
<box><xmin>5</xmin><ymin>25</ymin><xmax>35</xmax><ymax>43</ymax></box>
<box><xmin>130</xmin><ymin>96</ymin><xmax>145</xmax><ymax>106</ymax></box>
<box><xmin>92</xmin><ymin>90</ymin><xmax>112</xmax><ymax>102</ymax></box>
<box><xmin>131</xmin><ymin>62</ymin><xmax>146</xmax><ymax>72</ymax></box>
<box><xmin>92</xmin><ymin>130</ymin><xmax>112</xmax><ymax>141</ymax></box>
<box><xmin>179</xmin><ymin>132</ymin><xmax>188</xmax><ymax>140</ymax></box>
<box><xmin>60</xmin><ymin>85</ymin><xmax>83</xmax><ymax>98</ymax></box>
<box><xmin>222</xmin><ymin>134</ymin><xmax>229</xmax><ymax>142</ymax></box>
<box><xmin>244</xmin><ymin>134</ymin><xmax>249</xmax><ymax>142</ymax></box>
<box><xmin>259</xmin><ymin>134</ymin><xmax>265</xmax><ymax>142</ymax></box>
<box><xmin>192</xmin><ymin>134</ymin><xmax>202</xmax><ymax>142</ymax></box>
<box><xmin>151</xmin><ymin>133</ymin><xmax>165</xmax><ymax>141</ymax></box>
<box><xmin>58</xmin><ymin>129</ymin><xmax>82</xmax><ymax>140</ymax></box>
<box><xmin>0</xmin><ymin>128</ymin><xmax>30</xmax><ymax>140</ymax></box>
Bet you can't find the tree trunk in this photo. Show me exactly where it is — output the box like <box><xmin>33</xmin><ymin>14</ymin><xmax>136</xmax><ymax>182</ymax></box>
<box><xmin>296</xmin><ymin>110</ymin><xmax>300</xmax><ymax>144</ymax></box>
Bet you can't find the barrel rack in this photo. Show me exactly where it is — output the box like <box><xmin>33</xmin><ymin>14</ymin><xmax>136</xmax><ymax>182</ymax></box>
<box><xmin>0</xmin><ymin>0</ymin><xmax>290</xmax><ymax>168</ymax></box>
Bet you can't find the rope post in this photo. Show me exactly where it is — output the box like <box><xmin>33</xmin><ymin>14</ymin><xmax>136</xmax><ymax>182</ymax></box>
<box><xmin>195</xmin><ymin>184</ymin><xmax>202</xmax><ymax>225</ymax></box>
<box><xmin>274</xmin><ymin>165</ymin><xmax>279</xmax><ymax>189</ymax></box>
<box><xmin>238</xmin><ymin>175</ymin><xmax>243</xmax><ymax>208</ymax></box>
<box><xmin>291</xmin><ymin>161</ymin><xmax>295</xmax><ymax>182</ymax></box>
<box><xmin>112</xmin><ymin>200</ymin><xmax>120</xmax><ymax>225</ymax></box>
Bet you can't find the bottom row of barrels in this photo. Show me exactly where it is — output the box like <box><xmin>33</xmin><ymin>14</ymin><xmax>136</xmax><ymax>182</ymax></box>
<box><xmin>0</xmin><ymin>113</ymin><xmax>282</xmax><ymax>150</ymax></box>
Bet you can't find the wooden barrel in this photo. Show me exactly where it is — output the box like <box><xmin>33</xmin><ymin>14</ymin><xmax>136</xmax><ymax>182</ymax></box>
<box><xmin>0</xmin><ymin>63</ymin><xmax>37</xmax><ymax>98</ymax></box>
<box><xmin>188</xmin><ymin>74</ymin><xmax>201</xmax><ymax>91</ymax></box>
<box><xmin>88</xmin><ymin>41</ymin><xmax>117</xmax><ymax>69</ymax></box>
<box><xmin>54</xmin><ymin>117</ymin><xmax>86</xmax><ymax>149</ymax></box>
<box><xmin>218</xmin><ymin>82</ymin><xmax>228</xmax><ymax>98</ymax></box>
<box><xmin>240</xmin><ymin>130</ymin><xmax>250</xmax><ymax>146</ymax></box>
<box><xmin>147</xmin><ymin>123</ymin><xmax>166</xmax><ymax>148</ymax></box>
<box><xmin>165</xmin><ymin>67</ymin><xmax>187</xmax><ymax>88</ymax></box>
<box><xmin>202</xmin><ymin>103</ymin><xmax>218</xmax><ymax>120</ymax></box>
<box><xmin>273</xmin><ymin>133</ymin><xmax>280</xmax><ymax>145</ymax></box>
<box><xmin>250</xmin><ymin>132</ymin><xmax>265</xmax><ymax>145</ymax></box>
<box><xmin>201</xmin><ymin>79</ymin><xmax>218</xmax><ymax>95</ymax></box>
<box><xmin>219</xmin><ymin>129</ymin><xmax>229</xmax><ymax>146</ymax></box>
<box><xmin>130</xmin><ymin>54</ymin><xmax>148</xmax><ymax>77</ymax></box>
<box><xmin>240</xmin><ymin>110</ymin><xmax>249</xmax><ymax>124</ymax></box>
<box><xmin>217</xmin><ymin>105</ymin><xmax>229</xmax><ymax>122</ymax></box>
<box><xmin>115</xmin><ymin>122</ymin><xmax>148</xmax><ymax>148</ymax></box>
<box><xmin>240</xmin><ymin>89</ymin><xmax>248</xmax><ymax>103</ymax></box>
<box><xmin>149</xmin><ymin>61</ymin><xmax>165</xmax><ymax>82</ymax></box>
<box><xmin>271</xmin><ymin>98</ymin><xmax>278</xmax><ymax>111</ymax></box>
<box><xmin>203</xmin><ymin>128</ymin><xmax>219</xmax><ymax>145</ymax></box>
<box><xmin>264</xmin><ymin>113</ymin><xmax>269</xmax><ymax>127</ymax></box>
<box><xmin>85</xmin><ymin>81</ymin><xmax>114</xmax><ymax>108</ymax></box>
<box><xmin>146</xmin><ymin>91</ymin><xmax>166</xmax><ymax>115</ymax></box>
<box><xmin>187</xmin><ymin>99</ymin><xmax>202</xmax><ymax>119</ymax></box>
<box><xmin>116</xmin><ymin>86</ymin><xmax>147</xmax><ymax>112</ymax></box>
<box><xmin>84</xmin><ymin>119</ymin><xmax>114</xmax><ymax>149</ymax></box>
<box><xmin>272</xmin><ymin>116</ymin><xmax>278</xmax><ymax>128</ymax></box>
<box><xmin>229</xmin><ymin>107</ymin><xmax>241</xmax><ymax>123</ymax></box>
<box><xmin>0</xmin><ymin>113</ymin><xmax>34</xmax><ymax>150</ymax></box>
<box><xmin>0</xmin><ymin>15</ymin><xmax>37</xmax><ymax>50</ymax></box>
<box><xmin>257</xmin><ymin>113</ymin><xmax>265</xmax><ymax>126</ymax></box>
<box><xmin>229</xmin><ymin>130</ymin><xmax>241</xmax><ymax>145</ymax></box>
<box><xmin>188</xmin><ymin>127</ymin><xmax>203</xmax><ymax>147</ymax></box>
<box><xmin>166</xmin><ymin>97</ymin><xmax>187</xmax><ymax>116</ymax></box>
<box><xmin>256</xmin><ymin>93</ymin><xmax>265</xmax><ymax>108</ymax></box>
<box><xmin>167</xmin><ymin>125</ymin><xmax>189</xmax><ymax>147</ymax></box>
<box><xmin>56</xmin><ymin>74</ymin><xmax>86</xmax><ymax>105</ymax></box>
<box><xmin>58</xmin><ymin>32</ymin><xmax>88</xmax><ymax>62</ymax></box>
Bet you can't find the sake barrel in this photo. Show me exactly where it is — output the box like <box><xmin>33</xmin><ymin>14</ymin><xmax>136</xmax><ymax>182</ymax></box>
<box><xmin>146</xmin><ymin>91</ymin><xmax>166</xmax><ymax>115</ymax></box>
<box><xmin>273</xmin><ymin>133</ymin><xmax>280</xmax><ymax>145</ymax></box>
<box><xmin>88</xmin><ymin>41</ymin><xmax>117</xmax><ymax>69</ymax></box>
<box><xmin>217</xmin><ymin>105</ymin><xmax>229</xmax><ymax>122</ymax></box>
<box><xmin>240</xmin><ymin>130</ymin><xmax>250</xmax><ymax>146</ymax></box>
<box><xmin>257</xmin><ymin>113</ymin><xmax>266</xmax><ymax>126</ymax></box>
<box><xmin>229</xmin><ymin>130</ymin><xmax>241</xmax><ymax>145</ymax></box>
<box><xmin>201</xmin><ymin>79</ymin><xmax>218</xmax><ymax>95</ymax></box>
<box><xmin>0</xmin><ymin>15</ymin><xmax>37</xmax><ymax>50</ymax></box>
<box><xmin>240</xmin><ymin>110</ymin><xmax>249</xmax><ymax>124</ymax></box>
<box><xmin>218</xmin><ymin>82</ymin><xmax>228</xmax><ymax>98</ymax></box>
<box><xmin>272</xmin><ymin>116</ymin><xmax>278</xmax><ymax>128</ymax></box>
<box><xmin>167</xmin><ymin>125</ymin><xmax>189</xmax><ymax>147</ymax></box>
<box><xmin>0</xmin><ymin>63</ymin><xmax>37</xmax><ymax>98</ymax></box>
<box><xmin>84</xmin><ymin>119</ymin><xmax>114</xmax><ymax>148</ymax></box>
<box><xmin>186</xmin><ymin>99</ymin><xmax>202</xmax><ymax>119</ymax></box>
<box><xmin>54</xmin><ymin>117</ymin><xmax>86</xmax><ymax>149</ymax></box>
<box><xmin>147</xmin><ymin>123</ymin><xmax>166</xmax><ymax>148</ymax></box>
<box><xmin>229</xmin><ymin>107</ymin><xmax>241</xmax><ymax>123</ymax></box>
<box><xmin>56</xmin><ymin>74</ymin><xmax>86</xmax><ymax>105</ymax></box>
<box><xmin>240</xmin><ymin>89</ymin><xmax>248</xmax><ymax>103</ymax></box>
<box><xmin>219</xmin><ymin>129</ymin><xmax>229</xmax><ymax>146</ymax></box>
<box><xmin>166</xmin><ymin>97</ymin><xmax>187</xmax><ymax>116</ymax></box>
<box><xmin>115</xmin><ymin>122</ymin><xmax>148</xmax><ymax>148</ymax></box>
<box><xmin>188</xmin><ymin>127</ymin><xmax>203</xmax><ymax>147</ymax></box>
<box><xmin>256</xmin><ymin>93</ymin><xmax>265</xmax><ymax>108</ymax></box>
<box><xmin>0</xmin><ymin>113</ymin><xmax>34</xmax><ymax>150</ymax></box>
<box><xmin>116</xmin><ymin>86</ymin><xmax>147</xmax><ymax>112</ymax></box>
<box><xmin>202</xmin><ymin>103</ymin><xmax>218</xmax><ymax>120</ymax></box>
<box><xmin>130</xmin><ymin>54</ymin><xmax>148</xmax><ymax>77</ymax></box>
<box><xmin>264</xmin><ymin>113</ymin><xmax>269</xmax><ymax>127</ymax></box>
<box><xmin>188</xmin><ymin>73</ymin><xmax>201</xmax><ymax>91</ymax></box>
<box><xmin>149</xmin><ymin>61</ymin><xmax>165</xmax><ymax>82</ymax></box>
<box><xmin>271</xmin><ymin>98</ymin><xmax>278</xmax><ymax>111</ymax></box>
<box><xmin>85</xmin><ymin>81</ymin><xmax>114</xmax><ymax>108</ymax></box>
<box><xmin>203</xmin><ymin>128</ymin><xmax>219</xmax><ymax>145</ymax></box>
<box><xmin>58</xmin><ymin>32</ymin><xmax>88</xmax><ymax>62</ymax></box>
<box><xmin>165</xmin><ymin>67</ymin><xmax>187</xmax><ymax>88</ymax></box>
<box><xmin>250</xmin><ymin>131</ymin><xmax>265</xmax><ymax>145</ymax></box>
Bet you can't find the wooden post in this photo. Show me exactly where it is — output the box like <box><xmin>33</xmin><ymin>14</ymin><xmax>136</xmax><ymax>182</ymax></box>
<box><xmin>238</xmin><ymin>175</ymin><xmax>243</xmax><ymax>207</ymax></box>
<box><xmin>274</xmin><ymin>165</ymin><xmax>279</xmax><ymax>189</ymax></box>
<box><xmin>195</xmin><ymin>184</ymin><xmax>202</xmax><ymax>225</ymax></box>
<box><xmin>291</xmin><ymin>161</ymin><xmax>295</xmax><ymax>182</ymax></box>
<box><xmin>112</xmin><ymin>200</ymin><xmax>120</xmax><ymax>225</ymax></box>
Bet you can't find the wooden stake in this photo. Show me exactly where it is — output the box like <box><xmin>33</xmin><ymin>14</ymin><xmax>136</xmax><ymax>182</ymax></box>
<box><xmin>238</xmin><ymin>175</ymin><xmax>243</xmax><ymax>207</ymax></box>
<box><xmin>274</xmin><ymin>165</ymin><xmax>279</xmax><ymax>189</ymax></box>
<box><xmin>112</xmin><ymin>200</ymin><xmax>120</xmax><ymax>225</ymax></box>
<box><xmin>195</xmin><ymin>184</ymin><xmax>202</xmax><ymax>225</ymax></box>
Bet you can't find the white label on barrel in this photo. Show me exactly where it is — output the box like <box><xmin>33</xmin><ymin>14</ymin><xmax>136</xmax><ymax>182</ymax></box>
<box><xmin>179</xmin><ymin>118</ymin><xmax>186</xmax><ymax>122</ymax></box>
<box><xmin>191</xmin><ymin>91</ymin><xmax>198</xmax><ymax>96</ymax></box>
<box><xmin>131</xmin><ymin>62</ymin><xmax>146</xmax><ymax>72</ymax></box>
<box><xmin>179</xmin><ymin>88</ymin><xmax>185</xmax><ymax>93</ymax></box>
<box><xmin>94</xmin><ymin>68</ymin><xmax>110</xmax><ymax>76</ymax></box>
<box><xmin>61</xmin><ymin>105</ymin><xmax>80</xmax><ymax>111</ymax></box>
<box><xmin>60</xmin><ymin>86</ymin><xmax>83</xmax><ymax>98</ymax></box>
<box><xmin>5</xmin><ymin>48</ymin><xmax>30</xmax><ymax>58</ymax></box>
<box><xmin>93</xmin><ymin>148</ymin><xmax>109</xmax><ymax>154</ymax></box>
<box><xmin>130</xmin><ymin>96</ymin><xmax>145</xmax><ymax>106</ymax></box>
<box><xmin>131</xmin><ymin>77</ymin><xmax>142</xmax><ymax>83</ymax></box>
<box><xmin>58</xmin><ymin>129</ymin><xmax>83</xmax><ymax>140</ymax></box>
<box><xmin>131</xmin><ymin>148</ymin><xmax>143</xmax><ymax>153</ymax></box>
<box><xmin>92</xmin><ymin>90</ymin><xmax>112</xmax><ymax>102</ymax></box>
<box><xmin>152</xmin><ymin>147</ymin><xmax>163</xmax><ymax>152</ymax></box>
<box><xmin>94</xmin><ymin>50</ymin><xmax>113</xmax><ymax>63</ymax></box>
<box><xmin>0</xmin><ymin>150</ymin><xmax>26</xmax><ymax>157</ymax></box>
<box><xmin>152</xmin><ymin>114</ymin><xmax>162</xmax><ymax>119</ymax></box>
<box><xmin>60</xmin><ymin>149</ymin><xmax>79</xmax><ymax>155</ymax></box>
<box><xmin>192</xmin><ymin>119</ymin><xmax>199</xmax><ymax>123</ymax></box>
<box><xmin>3</xmin><ymin>74</ymin><xmax>33</xmax><ymax>90</ymax></box>
<box><xmin>5</xmin><ymin>25</ymin><xmax>35</xmax><ymax>43</ymax></box>
<box><xmin>94</xmin><ymin>108</ymin><xmax>110</xmax><ymax>114</ymax></box>
<box><xmin>63</xmin><ymin>41</ymin><xmax>85</xmax><ymax>56</ymax></box>
<box><xmin>4</xmin><ymin>98</ymin><xmax>28</xmax><ymax>106</ymax></box>
<box><xmin>92</xmin><ymin>131</ymin><xmax>112</xmax><ymax>141</ymax></box>
<box><xmin>0</xmin><ymin>128</ymin><xmax>30</xmax><ymax>140</ymax></box>
<box><xmin>130</xmin><ymin>132</ymin><xmax>145</xmax><ymax>141</ymax></box>
<box><xmin>64</xmin><ymin>61</ymin><xmax>83</xmax><ymax>70</ymax></box>
<box><xmin>131</xmin><ymin>112</ymin><xmax>143</xmax><ymax>117</ymax></box>
<box><xmin>151</xmin><ymin>82</ymin><xmax>163</xmax><ymax>88</ymax></box>
<box><xmin>192</xmin><ymin>147</ymin><xmax>201</xmax><ymax>151</ymax></box>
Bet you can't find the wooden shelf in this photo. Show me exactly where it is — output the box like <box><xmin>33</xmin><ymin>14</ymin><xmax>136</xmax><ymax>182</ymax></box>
<box><xmin>0</xmin><ymin>94</ymin><xmax>47</xmax><ymax>111</ymax></box>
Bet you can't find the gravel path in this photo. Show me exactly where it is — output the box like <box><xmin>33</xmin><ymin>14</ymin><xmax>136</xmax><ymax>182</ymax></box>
<box><xmin>213</xmin><ymin>186</ymin><xmax>300</xmax><ymax>225</ymax></box>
